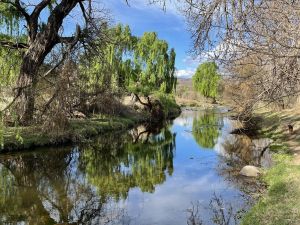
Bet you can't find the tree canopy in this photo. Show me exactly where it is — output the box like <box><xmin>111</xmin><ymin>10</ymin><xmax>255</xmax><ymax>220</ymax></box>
<box><xmin>80</xmin><ymin>24</ymin><xmax>177</xmax><ymax>98</ymax></box>
<box><xmin>192</xmin><ymin>62</ymin><xmax>220</xmax><ymax>100</ymax></box>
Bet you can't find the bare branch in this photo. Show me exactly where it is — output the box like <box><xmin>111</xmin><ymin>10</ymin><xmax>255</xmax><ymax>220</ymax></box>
<box><xmin>0</xmin><ymin>40</ymin><xmax>28</xmax><ymax>49</ymax></box>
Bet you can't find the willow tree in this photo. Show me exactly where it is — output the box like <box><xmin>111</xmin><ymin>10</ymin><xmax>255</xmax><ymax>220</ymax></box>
<box><xmin>0</xmin><ymin>0</ymin><xmax>103</xmax><ymax>125</ymax></box>
<box><xmin>192</xmin><ymin>62</ymin><xmax>220</xmax><ymax>103</ymax></box>
<box><xmin>79</xmin><ymin>24</ymin><xmax>135</xmax><ymax>94</ymax></box>
<box><xmin>80</xmin><ymin>28</ymin><xmax>177</xmax><ymax>112</ymax></box>
<box><xmin>129</xmin><ymin>32</ymin><xmax>177</xmax><ymax>109</ymax></box>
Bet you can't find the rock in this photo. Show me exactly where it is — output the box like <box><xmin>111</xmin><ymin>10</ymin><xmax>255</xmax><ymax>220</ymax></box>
<box><xmin>252</xmin><ymin>138</ymin><xmax>273</xmax><ymax>150</ymax></box>
<box><xmin>239</xmin><ymin>165</ymin><xmax>260</xmax><ymax>177</ymax></box>
<box><xmin>73</xmin><ymin>111</ymin><xmax>86</xmax><ymax>119</ymax></box>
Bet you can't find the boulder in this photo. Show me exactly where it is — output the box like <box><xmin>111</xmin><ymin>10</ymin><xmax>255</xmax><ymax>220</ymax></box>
<box><xmin>239</xmin><ymin>165</ymin><xmax>260</xmax><ymax>177</ymax></box>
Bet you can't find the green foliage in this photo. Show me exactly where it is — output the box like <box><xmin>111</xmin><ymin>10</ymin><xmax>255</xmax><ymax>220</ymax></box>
<box><xmin>192</xmin><ymin>62</ymin><xmax>220</xmax><ymax>99</ymax></box>
<box><xmin>79</xmin><ymin>24</ymin><xmax>135</xmax><ymax>93</ymax></box>
<box><xmin>0</xmin><ymin>43</ymin><xmax>22</xmax><ymax>86</ymax></box>
<box><xmin>0</xmin><ymin>3</ymin><xmax>23</xmax><ymax>35</ymax></box>
<box><xmin>192</xmin><ymin>111</ymin><xmax>223</xmax><ymax>148</ymax></box>
<box><xmin>79</xmin><ymin>24</ymin><xmax>177</xmax><ymax>97</ymax></box>
<box><xmin>155</xmin><ymin>92</ymin><xmax>180</xmax><ymax>117</ymax></box>
<box><xmin>129</xmin><ymin>32</ymin><xmax>176</xmax><ymax>96</ymax></box>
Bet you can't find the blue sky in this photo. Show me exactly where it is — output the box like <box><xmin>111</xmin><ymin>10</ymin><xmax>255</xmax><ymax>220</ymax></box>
<box><xmin>9</xmin><ymin>0</ymin><xmax>201</xmax><ymax>78</ymax></box>
<box><xmin>103</xmin><ymin>0</ymin><xmax>201</xmax><ymax>78</ymax></box>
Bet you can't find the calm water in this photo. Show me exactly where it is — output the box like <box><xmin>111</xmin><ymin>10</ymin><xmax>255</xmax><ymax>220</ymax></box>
<box><xmin>0</xmin><ymin>108</ymin><xmax>268</xmax><ymax>225</ymax></box>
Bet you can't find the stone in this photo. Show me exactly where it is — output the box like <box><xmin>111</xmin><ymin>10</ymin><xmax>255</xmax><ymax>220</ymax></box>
<box><xmin>73</xmin><ymin>111</ymin><xmax>86</xmax><ymax>119</ymax></box>
<box><xmin>239</xmin><ymin>165</ymin><xmax>260</xmax><ymax>177</ymax></box>
<box><xmin>252</xmin><ymin>138</ymin><xmax>273</xmax><ymax>151</ymax></box>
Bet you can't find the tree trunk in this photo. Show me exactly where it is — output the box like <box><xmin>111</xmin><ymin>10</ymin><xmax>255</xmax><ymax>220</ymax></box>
<box><xmin>17</xmin><ymin>34</ymin><xmax>57</xmax><ymax>125</ymax></box>
<box><xmin>17</xmin><ymin>69</ymin><xmax>36</xmax><ymax>125</ymax></box>
<box><xmin>14</xmin><ymin>0</ymin><xmax>80</xmax><ymax>125</ymax></box>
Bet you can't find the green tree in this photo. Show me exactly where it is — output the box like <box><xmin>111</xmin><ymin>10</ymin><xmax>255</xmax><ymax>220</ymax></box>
<box><xmin>79</xmin><ymin>26</ymin><xmax>177</xmax><ymax>113</ymax></box>
<box><xmin>128</xmin><ymin>32</ymin><xmax>176</xmax><ymax>96</ymax></box>
<box><xmin>79</xmin><ymin>24</ymin><xmax>135</xmax><ymax>94</ymax></box>
<box><xmin>192</xmin><ymin>62</ymin><xmax>220</xmax><ymax>103</ymax></box>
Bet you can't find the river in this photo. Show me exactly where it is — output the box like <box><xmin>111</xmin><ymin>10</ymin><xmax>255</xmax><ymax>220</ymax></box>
<box><xmin>0</xmin><ymin>108</ymin><xmax>271</xmax><ymax>225</ymax></box>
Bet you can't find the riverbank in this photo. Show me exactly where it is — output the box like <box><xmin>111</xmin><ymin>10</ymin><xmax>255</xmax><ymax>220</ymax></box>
<box><xmin>1</xmin><ymin>96</ymin><xmax>181</xmax><ymax>152</ymax></box>
<box><xmin>241</xmin><ymin>107</ymin><xmax>300</xmax><ymax>225</ymax></box>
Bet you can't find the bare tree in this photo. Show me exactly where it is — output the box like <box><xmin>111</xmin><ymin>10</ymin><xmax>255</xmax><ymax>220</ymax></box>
<box><xmin>0</xmin><ymin>0</ymin><xmax>107</xmax><ymax>125</ymax></box>
<box><xmin>181</xmin><ymin>0</ymin><xmax>300</xmax><ymax>113</ymax></box>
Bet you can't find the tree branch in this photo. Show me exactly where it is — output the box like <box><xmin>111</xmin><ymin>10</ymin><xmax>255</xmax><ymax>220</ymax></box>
<box><xmin>2</xmin><ymin>0</ymin><xmax>30</xmax><ymax>22</ymax></box>
<box><xmin>58</xmin><ymin>25</ymin><xmax>81</xmax><ymax>46</ymax></box>
<box><xmin>31</xmin><ymin>0</ymin><xmax>52</xmax><ymax>19</ymax></box>
<box><xmin>79</xmin><ymin>1</ymin><xmax>89</xmax><ymax>26</ymax></box>
<box><xmin>0</xmin><ymin>40</ymin><xmax>28</xmax><ymax>49</ymax></box>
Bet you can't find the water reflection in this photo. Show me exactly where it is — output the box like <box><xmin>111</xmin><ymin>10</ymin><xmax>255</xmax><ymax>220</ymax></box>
<box><xmin>0</xmin><ymin>109</ymin><xmax>267</xmax><ymax>225</ymax></box>
<box><xmin>81</xmin><ymin>126</ymin><xmax>175</xmax><ymax>200</ymax></box>
<box><xmin>0</xmin><ymin>148</ymin><xmax>118</xmax><ymax>224</ymax></box>
<box><xmin>192</xmin><ymin>111</ymin><xmax>224</xmax><ymax>149</ymax></box>
<box><xmin>221</xmin><ymin>136</ymin><xmax>272</xmax><ymax>168</ymax></box>
<box><xmin>0</xmin><ymin>124</ymin><xmax>176</xmax><ymax>225</ymax></box>
<box><xmin>187</xmin><ymin>193</ymin><xmax>245</xmax><ymax>225</ymax></box>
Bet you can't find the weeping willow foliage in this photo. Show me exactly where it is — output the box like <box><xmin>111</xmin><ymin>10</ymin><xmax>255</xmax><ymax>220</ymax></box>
<box><xmin>0</xmin><ymin>3</ymin><xmax>22</xmax><ymax>35</ymax></box>
<box><xmin>0</xmin><ymin>3</ymin><xmax>24</xmax><ymax>90</ymax></box>
<box><xmin>0</xmin><ymin>3</ymin><xmax>25</xmax><ymax>146</ymax></box>
<box><xmin>79</xmin><ymin>24</ymin><xmax>136</xmax><ymax>93</ymax></box>
<box><xmin>0</xmin><ymin>6</ymin><xmax>23</xmax><ymax>147</ymax></box>
<box><xmin>80</xmin><ymin>24</ymin><xmax>177</xmax><ymax>96</ymax></box>
<box><xmin>0</xmin><ymin>45</ymin><xmax>22</xmax><ymax>86</ymax></box>
<box><xmin>129</xmin><ymin>32</ymin><xmax>177</xmax><ymax>96</ymax></box>
<box><xmin>192</xmin><ymin>62</ymin><xmax>220</xmax><ymax>99</ymax></box>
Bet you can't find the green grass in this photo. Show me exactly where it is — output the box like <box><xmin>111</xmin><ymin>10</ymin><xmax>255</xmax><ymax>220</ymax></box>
<box><xmin>2</xmin><ymin>115</ymin><xmax>141</xmax><ymax>151</ymax></box>
<box><xmin>241</xmin><ymin>109</ymin><xmax>300</xmax><ymax>225</ymax></box>
<box><xmin>242</xmin><ymin>155</ymin><xmax>300</xmax><ymax>225</ymax></box>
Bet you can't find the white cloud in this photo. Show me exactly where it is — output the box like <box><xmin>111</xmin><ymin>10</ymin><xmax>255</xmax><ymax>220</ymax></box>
<box><xmin>183</xmin><ymin>55</ymin><xmax>205</xmax><ymax>67</ymax></box>
<box><xmin>175</xmin><ymin>68</ymin><xmax>195</xmax><ymax>78</ymax></box>
<box><xmin>183</xmin><ymin>42</ymin><xmax>233</xmax><ymax>66</ymax></box>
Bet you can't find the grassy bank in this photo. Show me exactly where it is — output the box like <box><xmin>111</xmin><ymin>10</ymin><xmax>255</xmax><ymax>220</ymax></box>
<box><xmin>2</xmin><ymin>115</ymin><xmax>143</xmax><ymax>151</ymax></box>
<box><xmin>1</xmin><ymin>95</ymin><xmax>181</xmax><ymax>152</ymax></box>
<box><xmin>241</xmin><ymin>108</ymin><xmax>300</xmax><ymax>225</ymax></box>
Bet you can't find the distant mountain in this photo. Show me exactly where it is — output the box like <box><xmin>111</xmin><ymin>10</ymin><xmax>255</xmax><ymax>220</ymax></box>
<box><xmin>177</xmin><ymin>78</ymin><xmax>193</xmax><ymax>87</ymax></box>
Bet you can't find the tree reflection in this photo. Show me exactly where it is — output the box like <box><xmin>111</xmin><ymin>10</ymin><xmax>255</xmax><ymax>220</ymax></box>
<box><xmin>80</xmin><ymin>125</ymin><xmax>176</xmax><ymax>200</ymax></box>
<box><xmin>192</xmin><ymin>111</ymin><xmax>223</xmax><ymax>149</ymax></box>
<box><xmin>186</xmin><ymin>193</ymin><xmax>244</xmax><ymax>225</ymax></box>
<box><xmin>0</xmin><ymin>124</ymin><xmax>176</xmax><ymax>224</ymax></box>
<box><xmin>0</xmin><ymin>149</ymin><xmax>118</xmax><ymax>225</ymax></box>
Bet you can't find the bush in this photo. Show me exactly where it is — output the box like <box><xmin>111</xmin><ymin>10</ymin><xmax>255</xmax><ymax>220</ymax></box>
<box><xmin>154</xmin><ymin>93</ymin><xmax>180</xmax><ymax>117</ymax></box>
